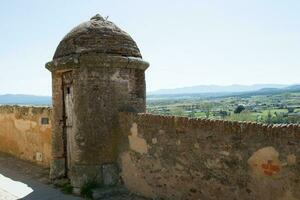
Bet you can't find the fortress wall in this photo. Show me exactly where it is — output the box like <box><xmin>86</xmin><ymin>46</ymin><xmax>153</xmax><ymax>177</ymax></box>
<box><xmin>0</xmin><ymin>106</ymin><xmax>52</xmax><ymax>167</ymax></box>
<box><xmin>118</xmin><ymin>112</ymin><xmax>300</xmax><ymax>200</ymax></box>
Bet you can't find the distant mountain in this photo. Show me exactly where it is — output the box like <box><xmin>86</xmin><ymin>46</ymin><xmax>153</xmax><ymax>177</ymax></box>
<box><xmin>256</xmin><ymin>87</ymin><xmax>282</xmax><ymax>92</ymax></box>
<box><xmin>1</xmin><ymin>84</ymin><xmax>299</xmax><ymax>105</ymax></box>
<box><xmin>0</xmin><ymin>94</ymin><xmax>51</xmax><ymax>106</ymax></box>
<box><xmin>286</xmin><ymin>85</ymin><xmax>300</xmax><ymax>91</ymax></box>
<box><xmin>147</xmin><ymin>84</ymin><xmax>300</xmax><ymax>100</ymax></box>
<box><xmin>149</xmin><ymin>84</ymin><xmax>289</xmax><ymax>95</ymax></box>
<box><xmin>233</xmin><ymin>84</ymin><xmax>300</xmax><ymax>97</ymax></box>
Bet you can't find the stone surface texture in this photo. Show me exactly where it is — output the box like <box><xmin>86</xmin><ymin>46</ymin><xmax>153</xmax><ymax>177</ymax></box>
<box><xmin>118</xmin><ymin>113</ymin><xmax>300</xmax><ymax>200</ymax></box>
<box><xmin>2</xmin><ymin>105</ymin><xmax>299</xmax><ymax>200</ymax></box>
<box><xmin>0</xmin><ymin>106</ymin><xmax>52</xmax><ymax>166</ymax></box>
<box><xmin>53</xmin><ymin>14</ymin><xmax>141</xmax><ymax>60</ymax></box>
<box><xmin>102</xmin><ymin>164</ymin><xmax>119</xmax><ymax>186</ymax></box>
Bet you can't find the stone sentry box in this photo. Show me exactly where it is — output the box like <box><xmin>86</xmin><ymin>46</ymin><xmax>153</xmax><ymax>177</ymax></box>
<box><xmin>46</xmin><ymin>14</ymin><xmax>149</xmax><ymax>189</ymax></box>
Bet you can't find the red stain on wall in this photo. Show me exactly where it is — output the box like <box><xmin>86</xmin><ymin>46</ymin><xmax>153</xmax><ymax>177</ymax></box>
<box><xmin>261</xmin><ymin>160</ymin><xmax>280</xmax><ymax>176</ymax></box>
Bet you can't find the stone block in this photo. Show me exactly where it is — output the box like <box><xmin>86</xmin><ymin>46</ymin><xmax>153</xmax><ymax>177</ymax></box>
<box><xmin>102</xmin><ymin>163</ymin><xmax>119</xmax><ymax>186</ymax></box>
<box><xmin>50</xmin><ymin>158</ymin><xmax>65</xmax><ymax>180</ymax></box>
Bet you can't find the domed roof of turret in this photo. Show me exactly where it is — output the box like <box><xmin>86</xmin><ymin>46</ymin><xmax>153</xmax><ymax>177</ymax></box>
<box><xmin>53</xmin><ymin>14</ymin><xmax>142</xmax><ymax>59</ymax></box>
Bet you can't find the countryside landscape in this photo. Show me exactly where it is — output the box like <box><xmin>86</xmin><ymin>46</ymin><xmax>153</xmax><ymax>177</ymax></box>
<box><xmin>148</xmin><ymin>84</ymin><xmax>300</xmax><ymax>124</ymax></box>
<box><xmin>1</xmin><ymin>84</ymin><xmax>300</xmax><ymax>125</ymax></box>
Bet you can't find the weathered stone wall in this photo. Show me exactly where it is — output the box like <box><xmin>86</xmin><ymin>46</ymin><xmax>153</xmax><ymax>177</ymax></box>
<box><xmin>71</xmin><ymin>65</ymin><xmax>146</xmax><ymax>166</ymax></box>
<box><xmin>2</xmin><ymin>104</ymin><xmax>299</xmax><ymax>199</ymax></box>
<box><xmin>118</xmin><ymin>113</ymin><xmax>300</xmax><ymax>200</ymax></box>
<box><xmin>0</xmin><ymin>106</ymin><xmax>52</xmax><ymax>167</ymax></box>
<box><xmin>68</xmin><ymin>63</ymin><xmax>146</xmax><ymax>187</ymax></box>
<box><xmin>50</xmin><ymin>71</ymin><xmax>66</xmax><ymax>177</ymax></box>
<box><xmin>47</xmin><ymin>52</ymin><xmax>148</xmax><ymax>187</ymax></box>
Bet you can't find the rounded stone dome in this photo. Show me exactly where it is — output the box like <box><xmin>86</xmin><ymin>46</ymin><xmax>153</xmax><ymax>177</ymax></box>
<box><xmin>53</xmin><ymin>14</ymin><xmax>142</xmax><ymax>59</ymax></box>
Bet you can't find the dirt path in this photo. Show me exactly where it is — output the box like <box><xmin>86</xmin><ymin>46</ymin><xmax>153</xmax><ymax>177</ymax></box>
<box><xmin>0</xmin><ymin>152</ymin><xmax>148</xmax><ymax>200</ymax></box>
<box><xmin>0</xmin><ymin>152</ymin><xmax>81</xmax><ymax>200</ymax></box>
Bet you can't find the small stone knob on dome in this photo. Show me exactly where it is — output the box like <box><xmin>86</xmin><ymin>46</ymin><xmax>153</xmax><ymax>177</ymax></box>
<box><xmin>90</xmin><ymin>14</ymin><xmax>104</xmax><ymax>21</ymax></box>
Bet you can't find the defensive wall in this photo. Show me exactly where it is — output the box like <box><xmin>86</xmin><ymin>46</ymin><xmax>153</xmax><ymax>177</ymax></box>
<box><xmin>1</xmin><ymin>106</ymin><xmax>300</xmax><ymax>199</ymax></box>
<box><xmin>118</xmin><ymin>112</ymin><xmax>300</xmax><ymax>200</ymax></box>
<box><xmin>0</xmin><ymin>105</ymin><xmax>52</xmax><ymax>167</ymax></box>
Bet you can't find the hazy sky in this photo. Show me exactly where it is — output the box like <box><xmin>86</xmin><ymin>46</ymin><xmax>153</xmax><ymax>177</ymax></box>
<box><xmin>0</xmin><ymin>0</ymin><xmax>299</xmax><ymax>95</ymax></box>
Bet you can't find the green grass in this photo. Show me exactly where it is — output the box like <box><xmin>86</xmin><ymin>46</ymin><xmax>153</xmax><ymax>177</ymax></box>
<box><xmin>61</xmin><ymin>184</ymin><xmax>73</xmax><ymax>194</ymax></box>
<box><xmin>259</xmin><ymin>109</ymin><xmax>288</xmax><ymax>117</ymax></box>
<box><xmin>194</xmin><ymin>112</ymin><xmax>206</xmax><ymax>118</ymax></box>
<box><xmin>81</xmin><ymin>181</ymin><xmax>98</xmax><ymax>199</ymax></box>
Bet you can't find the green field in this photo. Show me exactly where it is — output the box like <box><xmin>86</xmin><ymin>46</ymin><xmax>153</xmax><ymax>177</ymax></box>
<box><xmin>147</xmin><ymin>92</ymin><xmax>300</xmax><ymax>124</ymax></box>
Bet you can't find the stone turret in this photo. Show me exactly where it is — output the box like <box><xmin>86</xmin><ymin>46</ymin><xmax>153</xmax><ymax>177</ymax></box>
<box><xmin>46</xmin><ymin>14</ymin><xmax>149</xmax><ymax>189</ymax></box>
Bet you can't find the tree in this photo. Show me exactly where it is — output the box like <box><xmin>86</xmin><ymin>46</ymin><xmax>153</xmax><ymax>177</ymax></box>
<box><xmin>200</xmin><ymin>102</ymin><xmax>213</xmax><ymax>118</ymax></box>
<box><xmin>234</xmin><ymin>105</ymin><xmax>245</xmax><ymax>114</ymax></box>
<box><xmin>266</xmin><ymin>110</ymin><xmax>273</xmax><ymax>124</ymax></box>
<box><xmin>171</xmin><ymin>107</ymin><xmax>185</xmax><ymax>116</ymax></box>
<box><xmin>287</xmin><ymin>107</ymin><xmax>295</xmax><ymax>113</ymax></box>
<box><xmin>226</xmin><ymin>111</ymin><xmax>255</xmax><ymax>122</ymax></box>
<box><xmin>219</xmin><ymin>110</ymin><xmax>228</xmax><ymax>119</ymax></box>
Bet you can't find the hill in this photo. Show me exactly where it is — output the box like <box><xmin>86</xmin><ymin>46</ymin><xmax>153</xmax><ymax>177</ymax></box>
<box><xmin>149</xmin><ymin>84</ymin><xmax>288</xmax><ymax>95</ymax></box>
<box><xmin>148</xmin><ymin>85</ymin><xmax>300</xmax><ymax>100</ymax></box>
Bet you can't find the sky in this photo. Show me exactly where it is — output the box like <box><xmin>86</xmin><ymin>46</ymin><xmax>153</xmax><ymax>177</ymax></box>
<box><xmin>0</xmin><ymin>0</ymin><xmax>299</xmax><ymax>95</ymax></box>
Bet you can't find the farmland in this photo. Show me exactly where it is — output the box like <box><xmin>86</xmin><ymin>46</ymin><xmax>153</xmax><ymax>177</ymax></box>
<box><xmin>147</xmin><ymin>92</ymin><xmax>300</xmax><ymax>124</ymax></box>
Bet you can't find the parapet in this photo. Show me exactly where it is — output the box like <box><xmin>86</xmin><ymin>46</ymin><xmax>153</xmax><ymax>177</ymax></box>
<box><xmin>118</xmin><ymin>112</ymin><xmax>300</xmax><ymax>199</ymax></box>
